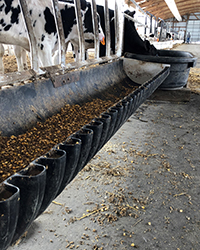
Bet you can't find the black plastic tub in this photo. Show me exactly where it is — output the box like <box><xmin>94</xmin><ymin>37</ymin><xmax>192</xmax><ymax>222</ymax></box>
<box><xmin>0</xmin><ymin>59</ymin><xmax>170</xmax><ymax>249</ymax></box>
<box><xmin>125</xmin><ymin>50</ymin><xmax>197</xmax><ymax>89</ymax></box>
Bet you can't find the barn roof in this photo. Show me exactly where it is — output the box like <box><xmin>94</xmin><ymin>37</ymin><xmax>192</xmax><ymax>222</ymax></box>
<box><xmin>125</xmin><ymin>0</ymin><xmax>200</xmax><ymax>21</ymax></box>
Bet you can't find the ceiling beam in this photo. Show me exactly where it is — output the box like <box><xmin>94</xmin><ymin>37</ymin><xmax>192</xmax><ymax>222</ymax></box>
<box><xmin>134</xmin><ymin>0</ymin><xmax>200</xmax><ymax>12</ymax></box>
<box><xmin>164</xmin><ymin>0</ymin><xmax>182</xmax><ymax>21</ymax></box>
<box><xmin>193</xmin><ymin>13</ymin><xmax>200</xmax><ymax>20</ymax></box>
<box><xmin>159</xmin><ymin>8</ymin><xmax>200</xmax><ymax>20</ymax></box>
<box><xmin>139</xmin><ymin>0</ymin><xmax>163</xmax><ymax>8</ymax></box>
<box><xmin>143</xmin><ymin>4</ymin><xmax>200</xmax><ymax>18</ymax></box>
<box><xmin>126</xmin><ymin>0</ymin><xmax>200</xmax><ymax>20</ymax></box>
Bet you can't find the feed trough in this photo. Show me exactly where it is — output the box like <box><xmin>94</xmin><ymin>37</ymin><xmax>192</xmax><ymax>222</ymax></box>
<box><xmin>0</xmin><ymin>0</ymin><xmax>170</xmax><ymax>249</ymax></box>
<box><xmin>125</xmin><ymin>50</ymin><xmax>197</xmax><ymax>90</ymax></box>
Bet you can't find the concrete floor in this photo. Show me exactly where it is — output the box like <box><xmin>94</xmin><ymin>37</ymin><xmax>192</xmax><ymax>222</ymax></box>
<box><xmin>8</xmin><ymin>44</ymin><xmax>200</xmax><ymax>250</ymax></box>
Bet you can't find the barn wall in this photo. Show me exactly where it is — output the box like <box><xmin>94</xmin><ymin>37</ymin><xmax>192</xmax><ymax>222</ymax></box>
<box><xmin>166</xmin><ymin>13</ymin><xmax>200</xmax><ymax>43</ymax></box>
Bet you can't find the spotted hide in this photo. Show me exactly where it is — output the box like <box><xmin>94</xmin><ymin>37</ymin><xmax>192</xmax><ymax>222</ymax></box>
<box><xmin>0</xmin><ymin>0</ymin><xmax>104</xmax><ymax>68</ymax></box>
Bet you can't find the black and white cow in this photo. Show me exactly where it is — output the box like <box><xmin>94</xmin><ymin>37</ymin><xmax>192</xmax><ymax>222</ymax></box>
<box><xmin>59</xmin><ymin>0</ymin><xmax>105</xmax><ymax>61</ymax></box>
<box><xmin>66</xmin><ymin>3</ymin><xmax>158</xmax><ymax>59</ymax></box>
<box><xmin>0</xmin><ymin>44</ymin><xmax>26</xmax><ymax>73</ymax></box>
<box><xmin>0</xmin><ymin>0</ymin><xmax>105</xmax><ymax>69</ymax></box>
<box><xmin>97</xmin><ymin>8</ymin><xmax>158</xmax><ymax>57</ymax></box>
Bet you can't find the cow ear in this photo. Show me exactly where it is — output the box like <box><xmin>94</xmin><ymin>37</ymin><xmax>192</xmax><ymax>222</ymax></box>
<box><xmin>80</xmin><ymin>0</ymin><xmax>87</xmax><ymax>11</ymax></box>
<box><xmin>130</xmin><ymin>11</ymin><xmax>136</xmax><ymax>17</ymax></box>
<box><xmin>124</xmin><ymin>10</ymin><xmax>129</xmax><ymax>14</ymax></box>
<box><xmin>124</xmin><ymin>10</ymin><xmax>136</xmax><ymax>18</ymax></box>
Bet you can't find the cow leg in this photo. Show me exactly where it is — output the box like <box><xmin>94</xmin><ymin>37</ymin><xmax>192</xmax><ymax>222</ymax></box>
<box><xmin>74</xmin><ymin>46</ymin><xmax>88</xmax><ymax>61</ymax></box>
<box><xmin>52</xmin><ymin>50</ymin><xmax>60</xmax><ymax>65</ymax></box>
<box><xmin>53</xmin><ymin>42</ymin><xmax>69</xmax><ymax>65</ymax></box>
<box><xmin>85</xmin><ymin>50</ymin><xmax>89</xmax><ymax>60</ymax></box>
<box><xmin>21</xmin><ymin>48</ymin><xmax>28</xmax><ymax>70</ymax></box>
<box><xmin>0</xmin><ymin>43</ymin><xmax>4</xmax><ymax>74</ymax></box>
<box><xmin>13</xmin><ymin>45</ymin><xmax>28</xmax><ymax>71</ymax></box>
<box><xmin>38</xmin><ymin>49</ymin><xmax>54</xmax><ymax>68</ymax></box>
<box><xmin>71</xmin><ymin>43</ymin><xmax>79</xmax><ymax>62</ymax></box>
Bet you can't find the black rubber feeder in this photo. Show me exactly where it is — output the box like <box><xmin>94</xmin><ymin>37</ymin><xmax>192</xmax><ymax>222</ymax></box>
<box><xmin>6</xmin><ymin>163</ymin><xmax>46</xmax><ymax>243</ymax></box>
<box><xmin>104</xmin><ymin>108</ymin><xmax>118</xmax><ymax>143</ymax></box>
<box><xmin>55</xmin><ymin>138</ymin><xmax>82</xmax><ymax>196</ymax></box>
<box><xmin>110</xmin><ymin>104</ymin><xmax>124</xmax><ymax>134</ymax></box>
<box><xmin>34</xmin><ymin>149</ymin><xmax>66</xmax><ymax>217</ymax></box>
<box><xmin>83</xmin><ymin>120</ymin><xmax>103</xmax><ymax>163</ymax></box>
<box><xmin>0</xmin><ymin>183</ymin><xmax>20</xmax><ymax>250</ymax></box>
<box><xmin>70</xmin><ymin>128</ymin><xmax>93</xmax><ymax>174</ymax></box>
<box><xmin>125</xmin><ymin>50</ymin><xmax>197</xmax><ymax>89</ymax></box>
<box><xmin>94</xmin><ymin>114</ymin><xmax>111</xmax><ymax>152</ymax></box>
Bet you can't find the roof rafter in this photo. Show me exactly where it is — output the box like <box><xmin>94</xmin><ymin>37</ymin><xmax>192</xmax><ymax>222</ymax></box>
<box><xmin>128</xmin><ymin>0</ymin><xmax>200</xmax><ymax>20</ymax></box>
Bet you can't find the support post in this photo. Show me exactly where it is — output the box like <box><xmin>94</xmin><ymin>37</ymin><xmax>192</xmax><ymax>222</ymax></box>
<box><xmin>51</xmin><ymin>0</ymin><xmax>66</xmax><ymax>68</ymax></box>
<box><xmin>18</xmin><ymin>0</ymin><xmax>39</xmax><ymax>72</ymax></box>
<box><xmin>91</xmin><ymin>0</ymin><xmax>100</xmax><ymax>59</ymax></box>
<box><xmin>74</xmin><ymin>0</ymin><xmax>85</xmax><ymax>61</ymax></box>
<box><xmin>104</xmin><ymin>0</ymin><xmax>111</xmax><ymax>57</ymax></box>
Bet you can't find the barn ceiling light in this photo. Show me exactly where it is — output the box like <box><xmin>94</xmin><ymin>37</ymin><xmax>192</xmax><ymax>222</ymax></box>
<box><xmin>164</xmin><ymin>0</ymin><xmax>182</xmax><ymax>21</ymax></box>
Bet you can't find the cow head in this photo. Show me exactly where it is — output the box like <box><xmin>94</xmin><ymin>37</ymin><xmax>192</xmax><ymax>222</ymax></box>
<box><xmin>123</xmin><ymin>10</ymin><xmax>158</xmax><ymax>56</ymax></box>
<box><xmin>61</xmin><ymin>0</ymin><xmax>105</xmax><ymax>46</ymax></box>
<box><xmin>124</xmin><ymin>10</ymin><xmax>136</xmax><ymax>18</ymax></box>
<box><xmin>143</xmin><ymin>40</ymin><xmax>158</xmax><ymax>56</ymax></box>
<box><xmin>81</xmin><ymin>1</ymin><xmax>105</xmax><ymax>45</ymax></box>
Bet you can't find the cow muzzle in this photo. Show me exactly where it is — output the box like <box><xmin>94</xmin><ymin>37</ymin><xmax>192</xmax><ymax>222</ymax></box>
<box><xmin>100</xmin><ymin>36</ymin><xmax>105</xmax><ymax>46</ymax></box>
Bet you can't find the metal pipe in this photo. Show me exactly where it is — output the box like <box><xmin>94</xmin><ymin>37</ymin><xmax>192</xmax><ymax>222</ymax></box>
<box><xmin>18</xmin><ymin>0</ymin><xmax>39</xmax><ymax>72</ymax></box>
<box><xmin>91</xmin><ymin>0</ymin><xmax>99</xmax><ymax>59</ymax></box>
<box><xmin>159</xmin><ymin>20</ymin><xmax>164</xmax><ymax>41</ymax></box>
<box><xmin>154</xmin><ymin>18</ymin><xmax>157</xmax><ymax>36</ymax></box>
<box><xmin>114</xmin><ymin>0</ymin><xmax>119</xmax><ymax>54</ymax></box>
<box><xmin>144</xmin><ymin>14</ymin><xmax>147</xmax><ymax>35</ymax></box>
<box><xmin>124</xmin><ymin>13</ymin><xmax>149</xmax><ymax>28</ymax></box>
<box><xmin>51</xmin><ymin>0</ymin><xmax>66</xmax><ymax>67</ymax></box>
<box><xmin>115</xmin><ymin>0</ymin><xmax>124</xmax><ymax>57</ymax></box>
<box><xmin>104</xmin><ymin>0</ymin><xmax>111</xmax><ymax>57</ymax></box>
<box><xmin>130</xmin><ymin>0</ymin><xmax>146</xmax><ymax>16</ymax></box>
<box><xmin>150</xmin><ymin>14</ymin><xmax>153</xmax><ymax>33</ymax></box>
<box><xmin>74</xmin><ymin>0</ymin><xmax>85</xmax><ymax>61</ymax></box>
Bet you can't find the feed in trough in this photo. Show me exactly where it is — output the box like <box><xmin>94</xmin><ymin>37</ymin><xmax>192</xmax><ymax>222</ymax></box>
<box><xmin>0</xmin><ymin>86</ymin><xmax>137</xmax><ymax>184</ymax></box>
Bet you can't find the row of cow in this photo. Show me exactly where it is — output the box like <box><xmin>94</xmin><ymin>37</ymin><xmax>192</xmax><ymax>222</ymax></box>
<box><xmin>0</xmin><ymin>0</ymin><xmax>158</xmax><ymax>73</ymax></box>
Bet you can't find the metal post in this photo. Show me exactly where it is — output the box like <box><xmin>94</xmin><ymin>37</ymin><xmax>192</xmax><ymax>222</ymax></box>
<box><xmin>150</xmin><ymin>14</ymin><xmax>152</xmax><ymax>34</ymax></box>
<box><xmin>91</xmin><ymin>0</ymin><xmax>99</xmax><ymax>59</ymax></box>
<box><xmin>184</xmin><ymin>14</ymin><xmax>190</xmax><ymax>43</ymax></box>
<box><xmin>144</xmin><ymin>14</ymin><xmax>147</xmax><ymax>35</ymax></box>
<box><xmin>74</xmin><ymin>0</ymin><xmax>85</xmax><ymax>61</ymax></box>
<box><xmin>115</xmin><ymin>0</ymin><xmax>124</xmax><ymax>57</ymax></box>
<box><xmin>130</xmin><ymin>0</ymin><xmax>146</xmax><ymax>16</ymax></box>
<box><xmin>51</xmin><ymin>0</ymin><xmax>66</xmax><ymax>67</ymax></box>
<box><xmin>154</xmin><ymin>18</ymin><xmax>157</xmax><ymax>36</ymax></box>
<box><xmin>18</xmin><ymin>0</ymin><xmax>39</xmax><ymax>72</ymax></box>
<box><xmin>124</xmin><ymin>13</ymin><xmax>148</xmax><ymax>28</ymax></box>
<box><xmin>159</xmin><ymin>20</ymin><xmax>163</xmax><ymax>41</ymax></box>
<box><xmin>104</xmin><ymin>0</ymin><xmax>111</xmax><ymax>57</ymax></box>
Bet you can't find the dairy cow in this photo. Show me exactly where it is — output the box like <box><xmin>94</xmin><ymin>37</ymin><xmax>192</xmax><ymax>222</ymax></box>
<box><xmin>0</xmin><ymin>0</ymin><xmax>104</xmax><ymax>69</ymax></box>
<box><xmin>97</xmin><ymin>8</ymin><xmax>158</xmax><ymax>57</ymax></box>
<box><xmin>68</xmin><ymin>4</ymin><xmax>158</xmax><ymax>59</ymax></box>
<box><xmin>0</xmin><ymin>44</ymin><xmax>27</xmax><ymax>73</ymax></box>
<box><xmin>59</xmin><ymin>0</ymin><xmax>105</xmax><ymax>61</ymax></box>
